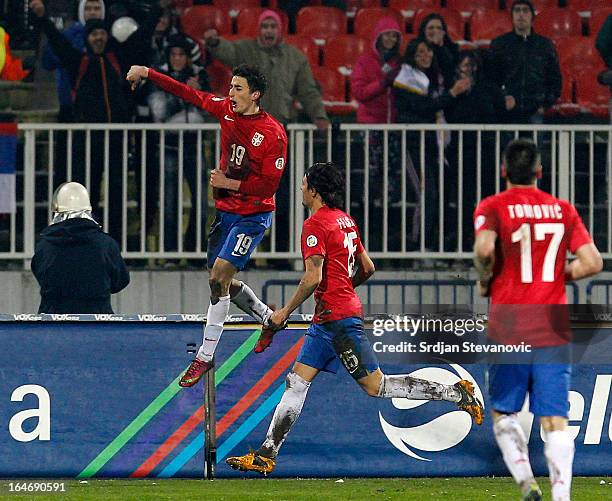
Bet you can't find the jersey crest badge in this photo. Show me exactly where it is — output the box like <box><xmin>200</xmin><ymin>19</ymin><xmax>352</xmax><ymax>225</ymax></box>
<box><xmin>306</xmin><ymin>235</ymin><xmax>318</xmax><ymax>247</ymax></box>
<box><xmin>252</xmin><ymin>132</ymin><xmax>264</xmax><ymax>146</ymax></box>
<box><xmin>474</xmin><ymin>215</ymin><xmax>486</xmax><ymax>231</ymax></box>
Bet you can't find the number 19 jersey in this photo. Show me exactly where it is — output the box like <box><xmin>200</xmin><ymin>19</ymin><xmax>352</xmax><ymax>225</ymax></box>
<box><xmin>301</xmin><ymin>206</ymin><xmax>365</xmax><ymax>324</ymax></box>
<box><xmin>473</xmin><ymin>186</ymin><xmax>592</xmax><ymax>305</ymax></box>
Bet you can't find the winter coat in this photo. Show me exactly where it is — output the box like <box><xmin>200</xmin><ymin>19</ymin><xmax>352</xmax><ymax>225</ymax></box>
<box><xmin>147</xmin><ymin>63</ymin><xmax>212</xmax><ymax>124</ymax></box>
<box><xmin>487</xmin><ymin>30</ymin><xmax>561</xmax><ymax>119</ymax></box>
<box><xmin>34</xmin><ymin>7</ymin><xmax>159</xmax><ymax>122</ymax></box>
<box><xmin>41</xmin><ymin>0</ymin><xmax>107</xmax><ymax>112</ymax></box>
<box><xmin>207</xmin><ymin>38</ymin><xmax>327</xmax><ymax>123</ymax></box>
<box><xmin>351</xmin><ymin>17</ymin><xmax>402</xmax><ymax>123</ymax></box>
<box><xmin>32</xmin><ymin>218</ymin><xmax>129</xmax><ymax>313</ymax></box>
<box><xmin>393</xmin><ymin>64</ymin><xmax>454</xmax><ymax>124</ymax></box>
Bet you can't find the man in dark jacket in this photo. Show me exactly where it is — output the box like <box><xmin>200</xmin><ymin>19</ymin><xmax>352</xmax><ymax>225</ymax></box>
<box><xmin>32</xmin><ymin>182</ymin><xmax>129</xmax><ymax>313</ymax></box>
<box><xmin>487</xmin><ymin>0</ymin><xmax>561</xmax><ymax>123</ymax></box>
<box><xmin>29</xmin><ymin>0</ymin><xmax>165</xmax><ymax>242</ymax></box>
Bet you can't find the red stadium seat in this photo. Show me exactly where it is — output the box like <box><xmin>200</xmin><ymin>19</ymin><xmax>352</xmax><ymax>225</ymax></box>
<box><xmin>353</xmin><ymin>8</ymin><xmax>405</xmax><ymax>38</ymax></box>
<box><xmin>346</xmin><ymin>0</ymin><xmax>381</xmax><ymax>17</ymax></box>
<box><xmin>575</xmin><ymin>73</ymin><xmax>610</xmax><ymax>118</ymax></box>
<box><xmin>413</xmin><ymin>8</ymin><xmax>465</xmax><ymax>40</ymax></box>
<box><xmin>388</xmin><ymin>0</ymin><xmax>437</xmax><ymax>21</ymax></box>
<box><xmin>207</xmin><ymin>60</ymin><xmax>233</xmax><ymax>97</ymax></box>
<box><xmin>180</xmin><ymin>6</ymin><xmax>232</xmax><ymax>40</ymax></box>
<box><xmin>589</xmin><ymin>8</ymin><xmax>612</xmax><ymax>38</ymax></box>
<box><xmin>322</xmin><ymin>35</ymin><xmax>369</xmax><ymax>76</ymax></box>
<box><xmin>555</xmin><ymin>36</ymin><xmax>605</xmax><ymax>74</ymax></box>
<box><xmin>236</xmin><ymin>8</ymin><xmax>289</xmax><ymax>37</ymax></box>
<box><xmin>534</xmin><ymin>9</ymin><xmax>582</xmax><ymax>38</ymax></box>
<box><xmin>296</xmin><ymin>7</ymin><xmax>347</xmax><ymax>39</ymax></box>
<box><xmin>521</xmin><ymin>0</ymin><xmax>559</xmax><ymax>12</ymax></box>
<box><xmin>445</xmin><ymin>0</ymin><xmax>499</xmax><ymax>15</ymax></box>
<box><xmin>469</xmin><ymin>9</ymin><xmax>512</xmax><ymax>44</ymax></box>
<box><xmin>312</xmin><ymin>67</ymin><xmax>356</xmax><ymax>114</ymax></box>
<box><xmin>213</xmin><ymin>0</ymin><xmax>260</xmax><ymax>18</ymax></box>
<box><xmin>285</xmin><ymin>35</ymin><xmax>321</xmax><ymax>68</ymax></box>
<box><xmin>568</xmin><ymin>0</ymin><xmax>610</xmax><ymax>13</ymax></box>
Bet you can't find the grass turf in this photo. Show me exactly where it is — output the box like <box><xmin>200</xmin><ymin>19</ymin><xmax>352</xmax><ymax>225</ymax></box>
<box><xmin>0</xmin><ymin>477</ymin><xmax>610</xmax><ymax>500</ymax></box>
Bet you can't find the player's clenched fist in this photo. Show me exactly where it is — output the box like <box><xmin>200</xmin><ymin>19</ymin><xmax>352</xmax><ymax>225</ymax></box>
<box><xmin>126</xmin><ymin>65</ymin><xmax>149</xmax><ymax>91</ymax></box>
<box><xmin>210</xmin><ymin>169</ymin><xmax>229</xmax><ymax>189</ymax></box>
<box><xmin>29</xmin><ymin>0</ymin><xmax>45</xmax><ymax>17</ymax></box>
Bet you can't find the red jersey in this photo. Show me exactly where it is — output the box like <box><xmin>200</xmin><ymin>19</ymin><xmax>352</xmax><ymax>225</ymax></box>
<box><xmin>148</xmin><ymin>70</ymin><xmax>288</xmax><ymax>215</ymax></box>
<box><xmin>301</xmin><ymin>206</ymin><xmax>365</xmax><ymax>324</ymax></box>
<box><xmin>474</xmin><ymin>186</ymin><xmax>592</xmax><ymax>346</ymax></box>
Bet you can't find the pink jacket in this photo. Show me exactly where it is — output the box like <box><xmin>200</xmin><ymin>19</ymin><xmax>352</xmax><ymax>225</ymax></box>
<box><xmin>351</xmin><ymin>18</ymin><xmax>402</xmax><ymax>124</ymax></box>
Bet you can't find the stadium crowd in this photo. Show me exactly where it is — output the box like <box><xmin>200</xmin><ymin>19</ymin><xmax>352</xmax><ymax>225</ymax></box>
<box><xmin>0</xmin><ymin>0</ymin><xmax>610</xmax><ymax>257</ymax></box>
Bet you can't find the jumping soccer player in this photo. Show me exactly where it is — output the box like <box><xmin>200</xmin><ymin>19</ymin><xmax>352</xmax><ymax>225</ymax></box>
<box><xmin>126</xmin><ymin>63</ymin><xmax>288</xmax><ymax>387</ymax></box>
<box><xmin>226</xmin><ymin>161</ymin><xmax>484</xmax><ymax>475</ymax></box>
<box><xmin>473</xmin><ymin>139</ymin><xmax>602</xmax><ymax>501</ymax></box>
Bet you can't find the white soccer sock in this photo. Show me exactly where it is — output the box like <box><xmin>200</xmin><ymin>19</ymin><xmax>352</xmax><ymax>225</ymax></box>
<box><xmin>544</xmin><ymin>430</ymin><xmax>574</xmax><ymax>501</ymax></box>
<box><xmin>377</xmin><ymin>374</ymin><xmax>461</xmax><ymax>402</ymax></box>
<box><xmin>258</xmin><ymin>372</ymin><xmax>311</xmax><ymax>459</ymax></box>
<box><xmin>231</xmin><ymin>281</ymin><xmax>272</xmax><ymax>323</ymax></box>
<box><xmin>196</xmin><ymin>295</ymin><xmax>230</xmax><ymax>362</ymax></box>
<box><xmin>493</xmin><ymin>414</ymin><xmax>536</xmax><ymax>493</ymax></box>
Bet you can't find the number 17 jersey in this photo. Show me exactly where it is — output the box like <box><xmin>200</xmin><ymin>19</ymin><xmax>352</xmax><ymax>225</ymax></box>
<box><xmin>473</xmin><ymin>186</ymin><xmax>592</xmax><ymax>305</ymax></box>
<box><xmin>301</xmin><ymin>206</ymin><xmax>365</xmax><ymax>324</ymax></box>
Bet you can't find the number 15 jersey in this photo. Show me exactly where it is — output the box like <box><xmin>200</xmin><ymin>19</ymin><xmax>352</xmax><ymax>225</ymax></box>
<box><xmin>301</xmin><ymin>206</ymin><xmax>365</xmax><ymax>324</ymax></box>
<box><xmin>473</xmin><ymin>186</ymin><xmax>592</xmax><ymax>305</ymax></box>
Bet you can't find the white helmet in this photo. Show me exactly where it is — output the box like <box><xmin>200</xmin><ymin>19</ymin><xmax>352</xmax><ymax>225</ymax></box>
<box><xmin>111</xmin><ymin>16</ymin><xmax>138</xmax><ymax>43</ymax></box>
<box><xmin>52</xmin><ymin>182</ymin><xmax>92</xmax><ymax>213</ymax></box>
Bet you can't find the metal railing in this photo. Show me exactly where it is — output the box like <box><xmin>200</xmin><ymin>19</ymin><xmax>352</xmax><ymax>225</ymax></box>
<box><xmin>262</xmin><ymin>279</ymin><xmax>581</xmax><ymax>311</ymax></box>
<box><xmin>3</xmin><ymin>123</ymin><xmax>611</xmax><ymax>264</ymax></box>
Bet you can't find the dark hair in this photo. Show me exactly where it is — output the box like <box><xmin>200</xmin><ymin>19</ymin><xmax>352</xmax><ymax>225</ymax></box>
<box><xmin>418</xmin><ymin>13</ymin><xmax>456</xmax><ymax>46</ymax></box>
<box><xmin>456</xmin><ymin>49</ymin><xmax>482</xmax><ymax>81</ymax></box>
<box><xmin>305</xmin><ymin>162</ymin><xmax>345</xmax><ymax>209</ymax></box>
<box><xmin>511</xmin><ymin>0</ymin><xmax>535</xmax><ymax>17</ymax></box>
<box><xmin>165</xmin><ymin>34</ymin><xmax>194</xmax><ymax>61</ymax></box>
<box><xmin>401</xmin><ymin>38</ymin><xmax>442</xmax><ymax>86</ymax></box>
<box><xmin>232</xmin><ymin>64</ymin><xmax>267</xmax><ymax>100</ymax></box>
<box><xmin>503</xmin><ymin>139</ymin><xmax>540</xmax><ymax>185</ymax></box>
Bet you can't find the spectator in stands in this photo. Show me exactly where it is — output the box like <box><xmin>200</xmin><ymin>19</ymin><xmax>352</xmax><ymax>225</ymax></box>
<box><xmin>393</xmin><ymin>39</ymin><xmax>471</xmax><ymax>251</ymax></box>
<box><xmin>352</xmin><ymin>17</ymin><xmax>402</xmax><ymax>124</ymax></box>
<box><xmin>29</xmin><ymin>0</ymin><xmax>165</xmax><ymax>242</ymax></box>
<box><xmin>0</xmin><ymin>25</ymin><xmax>32</xmax><ymax>80</ymax></box>
<box><xmin>394</xmin><ymin>39</ymin><xmax>470</xmax><ymax>125</ymax></box>
<box><xmin>32</xmin><ymin>182</ymin><xmax>129</xmax><ymax>313</ymax></box>
<box><xmin>486</xmin><ymin>0</ymin><xmax>561</xmax><ymax>124</ymax></box>
<box><xmin>42</xmin><ymin>0</ymin><xmax>106</xmax><ymax>123</ymax></box>
<box><xmin>134</xmin><ymin>8</ymin><xmax>200</xmax><ymax>121</ymax></box>
<box><xmin>204</xmin><ymin>9</ymin><xmax>329</xmax><ymax>129</ymax></box>
<box><xmin>351</xmin><ymin>17</ymin><xmax>403</xmax><ymax>249</ymax></box>
<box><xmin>147</xmin><ymin>34</ymin><xmax>211</xmax><ymax>253</ymax></box>
<box><xmin>595</xmin><ymin>14</ymin><xmax>612</xmax><ymax>122</ymax></box>
<box><xmin>445</xmin><ymin>51</ymin><xmax>507</xmax><ymax>125</ymax></box>
<box><xmin>445</xmin><ymin>51</ymin><xmax>508</xmax><ymax>249</ymax></box>
<box><xmin>417</xmin><ymin>13</ymin><xmax>460</xmax><ymax>91</ymax></box>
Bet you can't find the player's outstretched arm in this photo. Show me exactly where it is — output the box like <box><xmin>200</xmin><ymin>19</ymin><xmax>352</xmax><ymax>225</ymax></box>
<box><xmin>565</xmin><ymin>243</ymin><xmax>603</xmax><ymax>282</ymax></box>
<box><xmin>473</xmin><ymin>230</ymin><xmax>497</xmax><ymax>297</ymax></box>
<box><xmin>269</xmin><ymin>256</ymin><xmax>323</xmax><ymax>328</ymax></box>
<box><xmin>352</xmin><ymin>250</ymin><xmax>375</xmax><ymax>289</ymax></box>
<box><xmin>127</xmin><ymin>65</ymin><xmax>212</xmax><ymax>111</ymax></box>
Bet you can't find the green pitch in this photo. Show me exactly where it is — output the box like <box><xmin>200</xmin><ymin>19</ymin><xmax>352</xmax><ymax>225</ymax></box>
<box><xmin>0</xmin><ymin>478</ymin><xmax>609</xmax><ymax>500</ymax></box>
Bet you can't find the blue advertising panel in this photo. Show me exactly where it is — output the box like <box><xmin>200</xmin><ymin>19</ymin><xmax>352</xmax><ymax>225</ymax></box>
<box><xmin>0</xmin><ymin>317</ymin><xmax>610</xmax><ymax>478</ymax></box>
